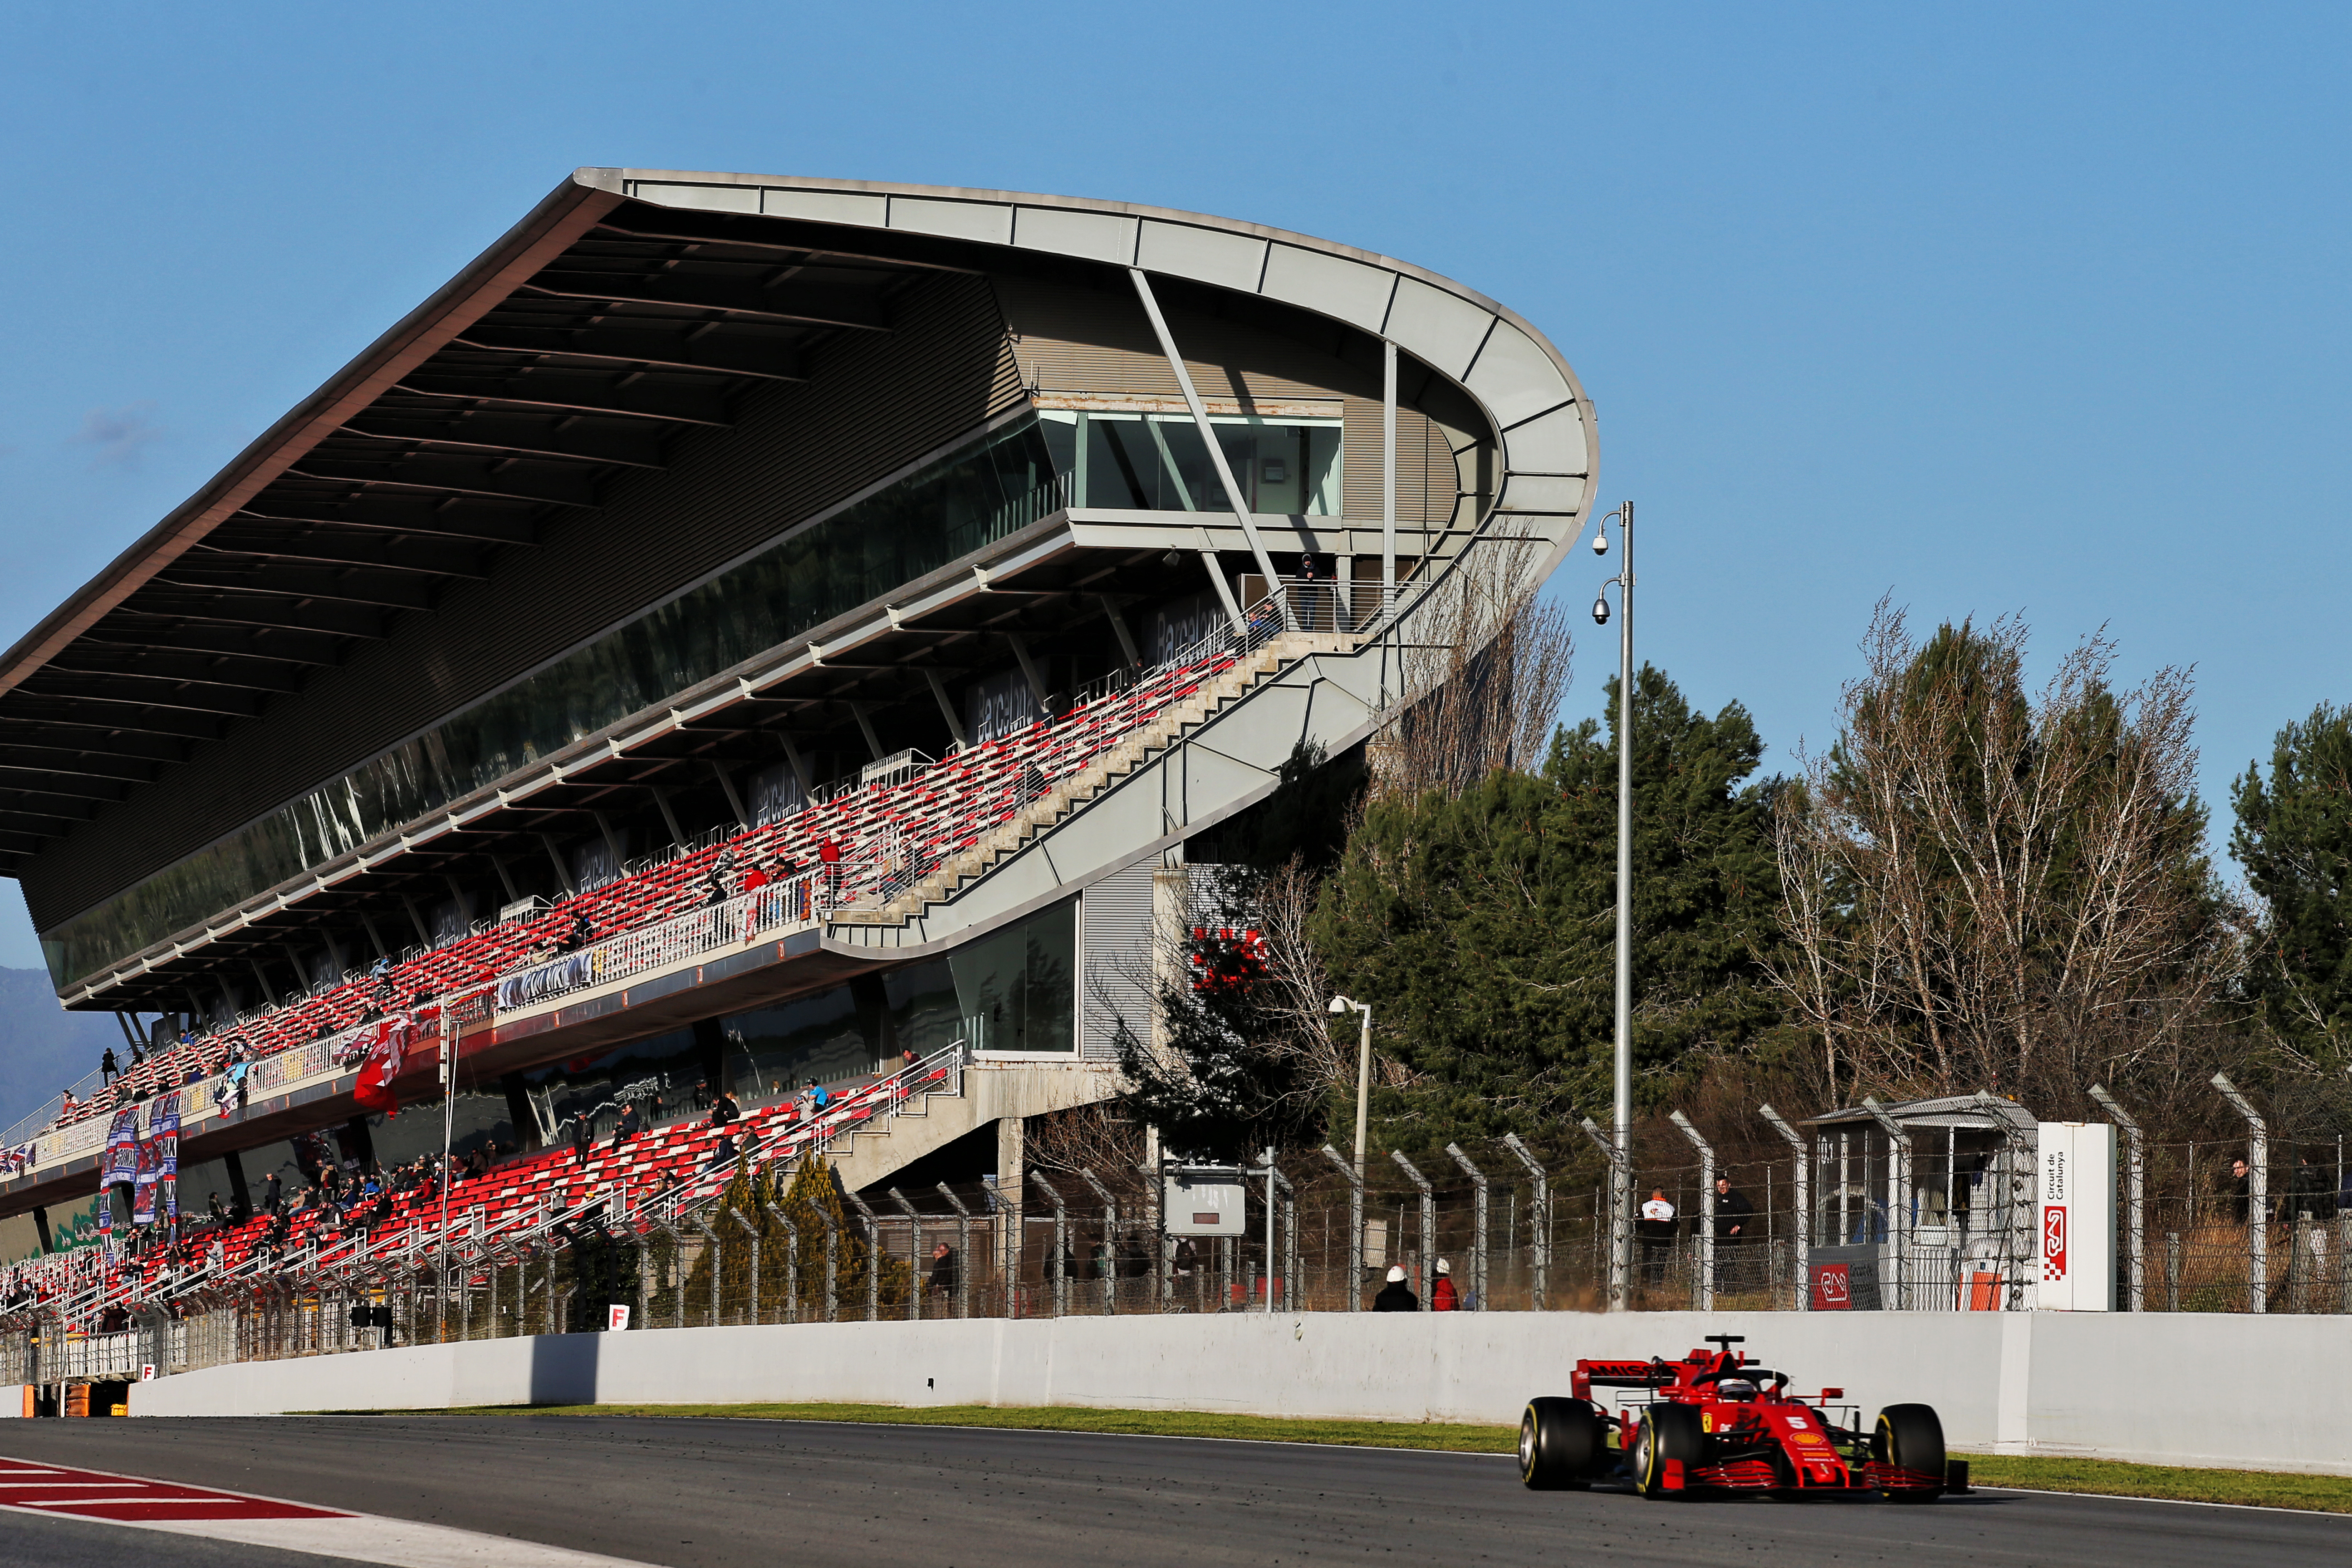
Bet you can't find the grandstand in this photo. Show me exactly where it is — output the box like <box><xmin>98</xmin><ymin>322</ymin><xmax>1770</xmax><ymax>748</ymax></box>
<box><xmin>0</xmin><ymin>171</ymin><xmax>1593</xmax><ymax>1370</ymax></box>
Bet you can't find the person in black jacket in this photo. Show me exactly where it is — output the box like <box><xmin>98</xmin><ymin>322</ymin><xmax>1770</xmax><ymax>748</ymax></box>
<box><xmin>1372</xmin><ymin>1264</ymin><xmax>1418</xmax><ymax>1312</ymax></box>
<box><xmin>1713</xmin><ymin>1176</ymin><xmax>1756</xmax><ymax>1293</ymax></box>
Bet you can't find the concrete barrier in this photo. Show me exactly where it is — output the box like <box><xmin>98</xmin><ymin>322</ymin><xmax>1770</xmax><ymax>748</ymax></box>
<box><xmin>128</xmin><ymin>1310</ymin><xmax>2352</xmax><ymax>1475</ymax></box>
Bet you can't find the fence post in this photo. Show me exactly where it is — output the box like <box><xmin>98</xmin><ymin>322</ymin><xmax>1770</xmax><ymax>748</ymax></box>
<box><xmin>1320</xmin><ymin>1145</ymin><xmax>1364</xmax><ymax>1311</ymax></box>
<box><xmin>935</xmin><ymin>1183</ymin><xmax>973</xmax><ymax>1318</ymax></box>
<box><xmin>1388</xmin><ymin>1152</ymin><xmax>1434</xmax><ymax>1308</ymax></box>
<box><xmin>690</xmin><ymin>1216</ymin><xmax>722</xmax><ymax>1328</ymax></box>
<box><xmin>1503</xmin><ymin>1134</ymin><xmax>1553</xmax><ymax>1311</ymax></box>
<box><xmin>1030</xmin><ymin>1174</ymin><xmax>1072</xmax><ymax>1318</ymax></box>
<box><xmin>2165</xmin><ymin>1230</ymin><xmax>2180</xmax><ymax>1311</ymax></box>
<box><xmin>2087</xmin><ymin>1084</ymin><xmax>2145</xmax><ymax>1312</ymax></box>
<box><xmin>843</xmin><ymin>1190</ymin><xmax>883</xmax><ymax>1322</ymax></box>
<box><xmin>1574</xmin><ymin>1120</ymin><xmax>1632</xmax><ymax>1307</ymax></box>
<box><xmin>1075</xmin><ymin>1170</ymin><xmax>1120</xmax><ymax>1315</ymax></box>
<box><xmin>886</xmin><ymin>1189</ymin><xmax>923</xmax><ymax>1322</ymax></box>
<box><xmin>1668</xmin><ymin>1112</ymin><xmax>1717</xmax><ymax>1311</ymax></box>
<box><xmin>815</xmin><ymin>1203</ymin><xmax>840</xmax><ymax>1322</ymax></box>
<box><xmin>727</xmin><ymin>1208</ymin><xmax>760</xmax><ymax>1325</ymax></box>
<box><xmin>2212</xmin><ymin>1072</ymin><xmax>2267</xmax><ymax>1314</ymax></box>
<box><xmin>760</xmin><ymin>1202</ymin><xmax>801</xmax><ymax>1324</ymax></box>
<box><xmin>1860</xmin><ymin>1098</ymin><xmax>1911</xmax><ymax>1311</ymax></box>
<box><xmin>1269</xmin><ymin>1165</ymin><xmax>1297</xmax><ymax>1311</ymax></box>
<box><xmin>1444</xmin><ymin>1144</ymin><xmax>1489</xmax><ymax>1311</ymax></box>
<box><xmin>1758</xmin><ymin>1105</ymin><xmax>1808</xmax><ymax>1311</ymax></box>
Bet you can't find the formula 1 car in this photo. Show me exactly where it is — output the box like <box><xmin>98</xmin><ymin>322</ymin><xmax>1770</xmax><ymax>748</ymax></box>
<box><xmin>1519</xmin><ymin>1335</ymin><xmax>1964</xmax><ymax>1501</ymax></box>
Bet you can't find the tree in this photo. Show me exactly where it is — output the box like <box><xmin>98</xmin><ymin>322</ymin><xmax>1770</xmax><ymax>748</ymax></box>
<box><xmin>2232</xmin><ymin>701</ymin><xmax>2352</xmax><ymax>1072</ymax></box>
<box><xmin>1768</xmin><ymin>603</ymin><xmax>2226</xmax><ymax>1108</ymax></box>
<box><xmin>1115</xmin><ymin>873</ymin><xmax>1338</xmax><ymax>1160</ymax></box>
<box><xmin>1311</xmin><ymin>664</ymin><xmax>1786</xmax><ymax>1148</ymax></box>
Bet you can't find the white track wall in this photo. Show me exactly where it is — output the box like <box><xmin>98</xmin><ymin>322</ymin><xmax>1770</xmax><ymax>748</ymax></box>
<box><xmin>127</xmin><ymin>1311</ymin><xmax>2352</xmax><ymax>1475</ymax></box>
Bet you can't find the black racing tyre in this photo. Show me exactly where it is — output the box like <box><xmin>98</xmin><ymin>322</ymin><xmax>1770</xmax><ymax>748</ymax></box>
<box><xmin>1632</xmin><ymin>1403</ymin><xmax>1707</xmax><ymax>1498</ymax></box>
<box><xmin>1873</xmin><ymin>1403</ymin><xmax>1946</xmax><ymax>1501</ymax></box>
<box><xmin>1519</xmin><ymin>1397</ymin><xmax>1605</xmax><ymax>1490</ymax></box>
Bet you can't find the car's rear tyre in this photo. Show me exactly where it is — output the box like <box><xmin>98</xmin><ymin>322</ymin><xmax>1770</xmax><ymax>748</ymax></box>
<box><xmin>1520</xmin><ymin>1397</ymin><xmax>1604</xmax><ymax>1490</ymax></box>
<box><xmin>1874</xmin><ymin>1403</ymin><xmax>1945</xmax><ymax>1501</ymax></box>
<box><xmin>1632</xmin><ymin>1404</ymin><xmax>1706</xmax><ymax>1498</ymax></box>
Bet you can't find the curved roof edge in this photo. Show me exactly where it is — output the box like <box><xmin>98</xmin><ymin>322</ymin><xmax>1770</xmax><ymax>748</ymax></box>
<box><xmin>0</xmin><ymin>167</ymin><xmax>1596</xmax><ymax>698</ymax></box>
<box><xmin>603</xmin><ymin>168</ymin><xmax>1597</xmax><ymax>572</ymax></box>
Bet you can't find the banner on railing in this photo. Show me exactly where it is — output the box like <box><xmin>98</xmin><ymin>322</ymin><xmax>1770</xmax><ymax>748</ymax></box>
<box><xmin>153</xmin><ymin>1092</ymin><xmax>180</xmax><ymax>1222</ymax></box>
<box><xmin>102</xmin><ymin>1108</ymin><xmax>139</xmax><ymax>1188</ymax></box>
<box><xmin>496</xmin><ymin>951</ymin><xmax>592</xmax><ymax>1011</ymax></box>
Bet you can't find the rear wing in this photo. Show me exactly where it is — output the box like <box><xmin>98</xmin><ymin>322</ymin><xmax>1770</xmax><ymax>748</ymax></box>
<box><xmin>1570</xmin><ymin>1358</ymin><xmax>1684</xmax><ymax>1400</ymax></box>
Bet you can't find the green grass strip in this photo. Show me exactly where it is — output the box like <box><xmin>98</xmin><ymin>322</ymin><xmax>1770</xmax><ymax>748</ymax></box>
<box><xmin>375</xmin><ymin>1401</ymin><xmax>2352</xmax><ymax>1511</ymax></box>
<box><xmin>436</xmin><ymin>1401</ymin><xmax>1522</xmax><ymax>1452</ymax></box>
<box><xmin>1958</xmin><ymin>1453</ymin><xmax>2352</xmax><ymax>1514</ymax></box>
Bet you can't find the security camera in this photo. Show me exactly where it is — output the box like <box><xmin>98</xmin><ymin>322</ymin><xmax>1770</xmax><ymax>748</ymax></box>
<box><xmin>1591</xmin><ymin>529</ymin><xmax>1609</xmax><ymax>556</ymax></box>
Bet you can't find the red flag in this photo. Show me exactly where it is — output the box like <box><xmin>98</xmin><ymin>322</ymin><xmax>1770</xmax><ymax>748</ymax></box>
<box><xmin>352</xmin><ymin>1013</ymin><xmax>411</xmax><ymax>1117</ymax></box>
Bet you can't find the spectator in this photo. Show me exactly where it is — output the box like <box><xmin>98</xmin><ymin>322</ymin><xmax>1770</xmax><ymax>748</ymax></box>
<box><xmin>928</xmin><ymin>1242</ymin><xmax>960</xmax><ymax>1303</ymax></box>
<box><xmin>709</xmin><ymin>1089</ymin><xmax>740</xmax><ymax>1128</ymax></box>
<box><xmin>612</xmin><ymin>1102</ymin><xmax>642</xmax><ymax>1149</ymax></box>
<box><xmin>818</xmin><ymin>837</ymin><xmax>843</xmax><ymax>904</ymax></box>
<box><xmin>1713</xmin><ymin>1176</ymin><xmax>1755</xmax><ymax>1292</ymax></box>
<box><xmin>2286</xmin><ymin>1152</ymin><xmax>2335</xmax><ymax>1221</ymax></box>
<box><xmin>101</xmin><ymin>1047</ymin><xmax>120</xmax><ymax>1084</ymax></box>
<box><xmin>2229</xmin><ymin>1157</ymin><xmax>2252</xmax><ymax>1225</ymax></box>
<box><xmin>708</xmin><ymin>1132</ymin><xmax>738</xmax><ymax>1171</ymax></box>
<box><xmin>804</xmin><ymin>1078</ymin><xmax>831</xmax><ymax>1113</ymax></box>
<box><xmin>740</xmin><ymin>860</ymin><xmax>770</xmax><ymax>895</ymax></box>
<box><xmin>260</xmin><ymin>1172</ymin><xmax>283</xmax><ymax>1215</ymax></box>
<box><xmin>1638</xmin><ymin>1188</ymin><xmax>1677</xmax><ymax>1286</ymax></box>
<box><xmin>570</xmin><ymin>1113</ymin><xmax>592</xmax><ymax>1166</ymax></box>
<box><xmin>1430</xmin><ymin>1258</ymin><xmax>1458</xmax><ymax>1311</ymax></box>
<box><xmin>1372</xmin><ymin>1264</ymin><xmax>1418</xmax><ymax>1312</ymax></box>
<box><xmin>206</xmin><ymin>1191</ymin><xmax>227</xmax><ymax>1225</ymax></box>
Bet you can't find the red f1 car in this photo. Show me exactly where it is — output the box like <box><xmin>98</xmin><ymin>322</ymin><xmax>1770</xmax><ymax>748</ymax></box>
<box><xmin>1520</xmin><ymin>1335</ymin><xmax>1963</xmax><ymax>1500</ymax></box>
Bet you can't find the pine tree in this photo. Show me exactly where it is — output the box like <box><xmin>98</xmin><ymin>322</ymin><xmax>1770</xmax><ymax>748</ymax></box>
<box><xmin>1310</xmin><ymin>664</ymin><xmax>1786</xmax><ymax>1147</ymax></box>
<box><xmin>681</xmin><ymin>1154</ymin><xmax>910</xmax><ymax>1322</ymax></box>
<box><xmin>2233</xmin><ymin>701</ymin><xmax>2352</xmax><ymax>1069</ymax></box>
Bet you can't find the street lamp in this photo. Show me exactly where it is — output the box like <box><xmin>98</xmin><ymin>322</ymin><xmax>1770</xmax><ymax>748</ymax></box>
<box><xmin>1590</xmin><ymin>501</ymin><xmax>1635</xmax><ymax>1312</ymax></box>
<box><xmin>1328</xmin><ymin>995</ymin><xmax>1373</xmax><ymax>1180</ymax></box>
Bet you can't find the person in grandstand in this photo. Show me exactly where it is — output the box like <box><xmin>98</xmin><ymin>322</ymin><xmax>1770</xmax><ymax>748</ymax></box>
<box><xmin>1372</xmin><ymin>1264</ymin><xmax>1419</xmax><ymax>1312</ymax></box>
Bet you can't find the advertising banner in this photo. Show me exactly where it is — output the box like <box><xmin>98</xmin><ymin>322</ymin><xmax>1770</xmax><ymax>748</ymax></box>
<box><xmin>2037</xmin><ymin>1120</ymin><xmax>2117</xmax><ymax>1311</ymax></box>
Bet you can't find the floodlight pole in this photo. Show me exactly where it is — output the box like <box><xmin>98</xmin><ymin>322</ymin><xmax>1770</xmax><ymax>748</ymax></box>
<box><xmin>1592</xmin><ymin>502</ymin><xmax>1637</xmax><ymax>1313</ymax></box>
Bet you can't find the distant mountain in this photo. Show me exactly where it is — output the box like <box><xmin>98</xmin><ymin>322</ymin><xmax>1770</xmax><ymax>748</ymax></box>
<box><xmin>0</xmin><ymin>967</ymin><xmax>126</xmax><ymax>1136</ymax></box>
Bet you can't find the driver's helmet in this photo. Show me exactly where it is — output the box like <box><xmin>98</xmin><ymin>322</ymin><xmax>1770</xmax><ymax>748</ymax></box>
<box><xmin>1715</xmin><ymin>1378</ymin><xmax>1759</xmax><ymax>1402</ymax></box>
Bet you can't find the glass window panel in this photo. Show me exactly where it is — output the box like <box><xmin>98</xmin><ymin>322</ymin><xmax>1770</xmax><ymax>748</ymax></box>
<box><xmin>44</xmin><ymin>415</ymin><xmax>1066</xmax><ymax>988</ymax></box>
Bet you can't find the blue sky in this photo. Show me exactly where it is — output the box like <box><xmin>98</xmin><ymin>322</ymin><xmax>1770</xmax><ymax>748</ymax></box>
<box><xmin>0</xmin><ymin>2</ymin><xmax>2345</xmax><ymax>973</ymax></box>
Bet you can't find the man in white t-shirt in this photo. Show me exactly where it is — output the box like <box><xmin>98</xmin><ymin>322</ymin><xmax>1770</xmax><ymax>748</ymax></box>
<box><xmin>1637</xmin><ymin>1189</ymin><xmax>1677</xmax><ymax>1288</ymax></box>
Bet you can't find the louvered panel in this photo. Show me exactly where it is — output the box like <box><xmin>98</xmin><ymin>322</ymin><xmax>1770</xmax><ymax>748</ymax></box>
<box><xmin>24</xmin><ymin>274</ymin><xmax>1021</xmax><ymax>931</ymax></box>
<box><xmin>1079</xmin><ymin>855</ymin><xmax>1158</xmax><ymax>1059</ymax></box>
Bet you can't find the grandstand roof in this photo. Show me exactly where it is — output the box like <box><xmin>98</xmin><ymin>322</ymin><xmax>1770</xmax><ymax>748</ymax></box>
<box><xmin>5</xmin><ymin>170</ymin><xmax>1593</xmax><ymax>1007</ymax></box>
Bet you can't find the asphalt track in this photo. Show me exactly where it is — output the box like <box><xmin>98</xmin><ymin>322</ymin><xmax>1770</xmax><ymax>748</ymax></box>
<box><xmin>3</xmin><ymin>1416</ymin><xmax>2349</xmax><ymax>1568</ymax></box>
